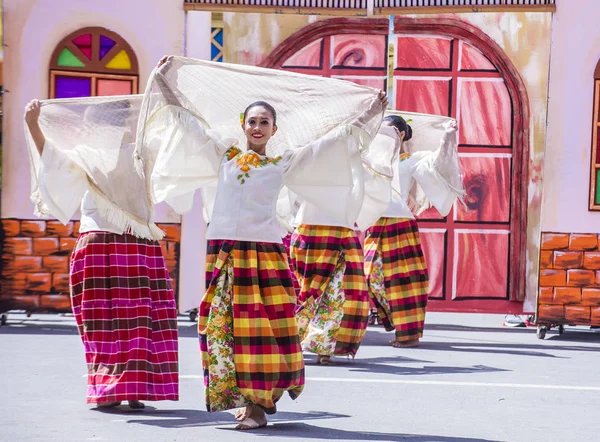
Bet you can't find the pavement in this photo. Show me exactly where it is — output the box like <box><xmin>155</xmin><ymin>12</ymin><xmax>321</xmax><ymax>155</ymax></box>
<box><xmin>1</xmin><ymin>312</ymin><xmax>599</xmax><ymax>442</ymax></box>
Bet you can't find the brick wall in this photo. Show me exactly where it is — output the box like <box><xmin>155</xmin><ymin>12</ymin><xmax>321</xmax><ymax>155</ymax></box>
<box><xmin>538</xmin><ymin>232</ymin><xmax>600</xmax><ymax>325</ymax></box>
<box><xmin>0</xmin><ymin>219</ymin><xmax>181</xmax><ymax>313</ymax></box>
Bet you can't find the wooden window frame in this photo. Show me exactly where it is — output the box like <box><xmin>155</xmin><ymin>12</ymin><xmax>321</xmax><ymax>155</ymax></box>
<box><xmin>589</xmin><ymin>65</ymin><xmax>600</xmax><ymax>210</ymax></box>
<box><xmin>49</xmin><ymin>71</ymin><xmax>138</xmax><ymax>98</ymax></box>
<box><xmin>49</xmin><ymin>27</ymin><xmax>139</xmax><ymax>98</ymax></box>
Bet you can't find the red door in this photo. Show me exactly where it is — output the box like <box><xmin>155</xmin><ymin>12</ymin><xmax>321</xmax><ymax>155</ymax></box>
<box><xmin>268</xmin><ymin>23</ymin><xmax>523</xmax><ymax>313</ymax></box>
<box><xmin>393</xmin><ymin>34</ymin><xmax>516</xmax><ymax>312</ymax></box>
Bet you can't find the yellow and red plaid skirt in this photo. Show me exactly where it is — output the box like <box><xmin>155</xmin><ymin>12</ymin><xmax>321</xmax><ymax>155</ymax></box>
<box><xmin>364</xmin><ymin>217</ymin><xmax>429</xmax><ymax>342</ymax></box>
<box><xmin>290</xmin><ymin>225</ymin><xmax>370</xmax><ymax>357</ymax></box>
<box><xmin>199</xmin><ymin>240</ymin><xmax>304</xmax><ymax>413</ymax></box>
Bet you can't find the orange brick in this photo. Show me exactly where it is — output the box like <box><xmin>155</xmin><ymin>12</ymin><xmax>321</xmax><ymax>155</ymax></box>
<box><xmin>539</xmin><ymin>269</ymin><xmax>566</xmax><ymax>286</ymax></box>
<box><xmin>160</xmin><ymin>224</ymin><xmax>181</xmax><ymax>241</ymax></box>
<box><xmin>582</xmin><ymin>288</ymin><xmax>600</xmax><ymax>306</ymax></box>
<box><xmin>541</xmin><ymin>233</ymin><xmax>569</xmax><ymax>250</ymax></box>
<box><xmin>4</xmin><ymin>238</ymin><xmax>33</xmax><ymax>256</ymax></box>
<box><xmin>13</xmin><ymin>256</ymin><xmax>43</xmax><ymax>272</ymax></box>
<box><xmin>165</xmin><ymin>258</ymin><xmax>178</xmax><ymax>275</ymax></box>
<box><xmin>33</xmin><ymin>238</ymin><xmax>59</xmax><ymax>256</ymax></box>
<box><xmin>27</xmin><ymin>273</ymin><xmax>52</xmax><ymax>292</ymax></box>
<box><xmin>569</xmin><ymin>234</ymin><xmax>598</xmax><ymax>251</ymax></box>
<box><xmin>583</xmin><ymin>252</ymin><xmax>600</xmax><ymax>270</ymax></box>
<box><xmin>9</xmin><ymin>294</ymin><xmax>41</xmax><ymax>309</ymax></box>
<box><xmin>554</xmin><ymin>287</ymin><xmax>582</xmax><ymax>304</ymax></box>
<box><xmin>21</xmin><ymin>220</ymin><xmax>47</xmax><ymax>237</ymax></box>
<box><xmin>40</xmin><ymin>294</ymin><xmax>71</xmax><ymax>311</ymax></box>
<box><xmin>538</xmin><ymin>287</ymin><xmax>553</xmax><ymax>303</ymax></box>
<box><xmin>60</xmin><ymin>237</ymin><xmax>78</xmax><ymax>253</ymax></box>
<box><xmin>539</xmin><ymin>251</ymin><xmax>553</xmax><ymax>269</ymax></box>
<box><xmin>567</xmin><ymin>269</ymin><xmax>595</xmax><ymax>286</ymax></box>
<box><xmin>43</xmin><ymin>256</ymin><xmax>69</xmax><ymax>273</ymax></box>
<box><xmin>538</xmin><ymin>304</ymin><xmax>564</xmax><ymax>322</ymax></box>
<box><xmin>52</xmin><ymin>273</ymin><xmax>70</xmax><ymax>293</ymax></box>
<box><xmin>591</xmin><ymin>307</ymin><xmax>600</xmax><ymax>324</ymax></box>
<box><xmin>553</xmin><ymin>251</ymin><xmax>583</xmax><ymax>269</ymax></box>
<box><xmin>8</xmin><ymin>273</ymin><xmax>28</xmax><ymax>292</ymax></box>
<box><xmin>2</xmin><ymin>220</ymin><xmax>20</xmax><ymax>237</ymax></box>
<box><xmin>159</xmin><ymin>241</ymin><xmax>171</xmax><ymax>259</ymax></box>
<box><xmin>167</xmin><ymin>241</ymin><xmax>179</xmax><ymax>257</ymax></box>
<box><xmin>46</xmin><ymin>221</ymin><xmax>74</xmax><ymax>237</ymax></box>
<box><xmin>73</xmin><ymin>221</ymin><xmax>80</xmax><ymax>236</ymax></box>
<box><xmin>565</xmin><ymin>305</ymin><xmax>590</xmax><ymax>322</ymax></box>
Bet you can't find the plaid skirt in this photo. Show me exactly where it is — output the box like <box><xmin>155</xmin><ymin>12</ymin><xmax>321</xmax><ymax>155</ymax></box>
<box><xmin>364</xmin><ymin>218</ymin><xmax>429</xmax><ymax>341</ymax></box>
<box><xmin>290</xmin><ymin>225</ymin><xmax>369</xmax><ymax>357</ymax></box>
<box><xmin>199</xmin><ymin>240</ymin><xmax>304</xmax><ymax>413</ymax></box>
<box><xmin>70</xmin><ymin>232</ymin><xmax>179</xmax><ymax>404</ymax></box>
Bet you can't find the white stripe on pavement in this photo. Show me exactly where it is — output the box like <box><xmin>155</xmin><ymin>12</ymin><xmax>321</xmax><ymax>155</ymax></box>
<box><xmin>175</xmin><ymin>375</ymin><xmax>600</xmax><ymax>391</ymax></box>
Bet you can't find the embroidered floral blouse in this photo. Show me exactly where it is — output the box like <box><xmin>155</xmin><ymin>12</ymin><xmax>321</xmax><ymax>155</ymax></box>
<box><xmin>147</xmin><ymin>105</ymin><xmax>369</xmax><ymax>244</ymax></box>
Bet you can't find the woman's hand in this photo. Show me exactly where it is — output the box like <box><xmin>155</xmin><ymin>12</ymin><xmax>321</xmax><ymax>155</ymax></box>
<box><xmin>378</xmin><ymin>90</ymin><xmax>389</xmax><ymax>109</ymax></box>
<box><xmin>157</xmin><ymin>55</ymin><xmax>174</xmax><ymax>69</ymax></box>
<box><xmin>24</xmin><ymin>100</ymin><xmax>41</xmax><ymax>127</ymax></box>
<box><xmin>445</xmin><ymin>119</ymin><xmax>458</xmax><ymax>133</ymax></box>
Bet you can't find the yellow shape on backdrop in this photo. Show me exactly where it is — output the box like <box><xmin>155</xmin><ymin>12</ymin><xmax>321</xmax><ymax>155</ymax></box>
<box><xmin>105</xmin><ymin>50</ymin><xmax>131</xmax><ymax>70</ymax></box>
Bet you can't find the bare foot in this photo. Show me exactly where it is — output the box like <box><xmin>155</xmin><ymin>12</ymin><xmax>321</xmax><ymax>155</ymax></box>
<box><xmin>235</xmin><ymin>405</ymin><xmax>267</xmax><ymax>430</ymax></box>
<box><xmin>390</xmin><ymin>339</ymin><xmax>420</xmax><ymax>348</ymax></box>
<box><xmin>316</xmin><ymin>355</ymin><xmax>336</xmax><ymax>365</ymax></box>
<box><xmin>128</xmin><ymin>400</ymin><xmax>145</xmax><ymax>409</ymax></box>
<box><xmin>97</xmin><ymin>401</ymin><xmax>121</xmax><ymax>408</ymax></box>
<box><xmin>234</xmin><ymin>405</ymin><xmax>253</xmax><ymax>422</ymax></box>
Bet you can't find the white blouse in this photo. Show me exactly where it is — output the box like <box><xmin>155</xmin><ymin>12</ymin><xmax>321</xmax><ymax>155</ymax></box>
<box><xmin>79</xmin><ymin>191</ymin><xmax>125</xmax><ymax>235</ymax></box>
<box><xmin>36</xmin><ymin>141</ymin><xmax>161</xmax><ymax>239</ymax></box>
<box><xmin>362</xmin><ymin>124</ymin><xmax>463</xmax><ymax>222</ymax></box>
<box><xmin>149</xmin><ymin>105</ymin><xmax>369</xmax><ymax>244</ymax></box>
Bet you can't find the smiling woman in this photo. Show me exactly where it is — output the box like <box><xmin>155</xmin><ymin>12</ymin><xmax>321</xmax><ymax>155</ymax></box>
<box><xmin>143</xmin><ymin>56</ymin><xmax>388</xmax><ymax>430</ymax></box>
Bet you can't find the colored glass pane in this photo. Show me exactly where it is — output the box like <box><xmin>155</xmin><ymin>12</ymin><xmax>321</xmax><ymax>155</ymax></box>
<box><xmin>100</xmin><ymin>35</ymin><xmax>117</xmax><ymax>60</ymax></box>
<box><xmin>55</xmin><ymin>76</ymin><xmax>91</xmax><ymax>98</ymax></box>
<box><xmin>72</xmin><ymin>34</ymin><xmax>92</xmax><ymax>60</ymax></box>
<box><xmin>57</xmin><ymin>48</ymin><xmax>85</xmax><ymax>68</ymax></box>
<box><xmin>596</xmin><ymin>169</ymin><xmax>600</xmax><ymax>205</ymax></box>
<box><xmin>596</xmin><ymin>126</ymin><xmax>600</xmax><ymax>164</ymax></box>
<box><xmin>97</xmin><ymin>79</ymin><xmax>132</xmax><ymax>96</ymax></box>
<box><xmin>211</xmin><ymin>28</ymin><xmax>224</xmax><ymax>62</ymax></box>
<box><xmin>105</xmin><ymin>50</ymin><xmax>131</xmax><ymax>70</ymax></box>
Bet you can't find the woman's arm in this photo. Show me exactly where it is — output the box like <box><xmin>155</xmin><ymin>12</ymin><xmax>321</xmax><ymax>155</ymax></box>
<box><xmin>24</xmin><ymin>100</ymin><xmax>46</xmax><ymax>155</ymax></box>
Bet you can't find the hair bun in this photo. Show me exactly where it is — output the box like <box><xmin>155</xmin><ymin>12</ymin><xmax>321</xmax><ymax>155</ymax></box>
<box><xmin>404</xmin><ymin>124</ymin><xmax>413</xmax><ymax>142</ymax></box>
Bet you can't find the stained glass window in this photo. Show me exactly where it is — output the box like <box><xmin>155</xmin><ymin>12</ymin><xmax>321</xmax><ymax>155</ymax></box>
<box><xmin>590</xmin><ymin>75</ymin><xmax>600</xmax><ymax>210</ymax></box>
<box><xmin>49</xmin><ymin>27</ymin><xmax>138</xmax><ymax>99</ymax></box>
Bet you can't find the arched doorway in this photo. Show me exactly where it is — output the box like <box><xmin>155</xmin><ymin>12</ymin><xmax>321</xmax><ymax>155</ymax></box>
<box><xmin>263</xmin><ymin>17</ymin><xmax>529</xmax><ymax>313</ymax></box>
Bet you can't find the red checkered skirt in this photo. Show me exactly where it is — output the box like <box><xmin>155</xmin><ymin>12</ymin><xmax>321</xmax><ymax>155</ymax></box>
<box><xmin>70</xmin><ymin>232</ymin><xmax>179</xmax><ymax>404</ymax></box>
<box><xmin>199</xmin><ymin>240</ymin><xmax>304</xmax><ymax>412</ymax></box>
<box><xmin>364</xmin><ymin>218</ymin><xmax>429</xmax><ymax>341</ymax></box>
<box><xmin>289</xmin><ymin>225</ymin><xmax>370</xmax><ymax>357</ymax></box>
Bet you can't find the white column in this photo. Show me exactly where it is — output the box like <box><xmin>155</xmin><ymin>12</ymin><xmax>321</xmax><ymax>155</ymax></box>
<box><xmin>177</xmin><ymin>11</ymin><xmax>212</xmax><ymax>314</ymax></box>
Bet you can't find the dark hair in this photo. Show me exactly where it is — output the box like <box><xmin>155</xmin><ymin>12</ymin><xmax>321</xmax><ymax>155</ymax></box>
<box><xmin>383</xmin><ymin>115</ymin><xmax>413</xmax><ymax>141</ymax></box>
<box><xmin>243</xmin><ymin>101</ymin><xmax>277</xmax><ymax>125</ymax></box>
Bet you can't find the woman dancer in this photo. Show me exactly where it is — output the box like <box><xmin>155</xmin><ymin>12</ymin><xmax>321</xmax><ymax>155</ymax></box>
<box><xmin>288</xmin><ymin>96</ymin><xmax>388</xmax><ymax>366</ymax></box>
<box><xmin>24</xmin><ymin>97</ymin><xmax>178</xmax><ymax>408</ymax></box>
<box><xmin>363</xmin><ymin>115</ymin><xmax>462</xmax><ymax>348</ymax></box>
<box><xmin>145</xmin><ymin>56</ymin><xmax>387</xmax><ymax>429</ymax></box>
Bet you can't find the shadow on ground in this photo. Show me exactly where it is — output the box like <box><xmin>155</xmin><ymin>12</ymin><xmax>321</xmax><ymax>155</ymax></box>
<box><xmin>126</xmin><ymin>409</ymin><xmax>347</xmax><ymax>429</ymax></box>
